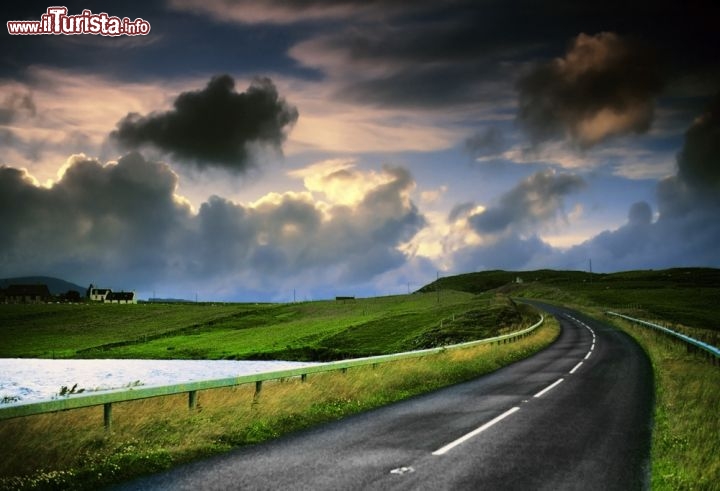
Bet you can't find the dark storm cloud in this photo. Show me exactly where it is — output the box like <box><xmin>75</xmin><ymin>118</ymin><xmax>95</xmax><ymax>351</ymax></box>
<box><xmin>291</xmin><ymin>16</ymin><xmax>524</xmax><ymax>108</ymax></box>
<box><xmin>111</xmin><ymin>75</ymin><xmax>298</xmax><ymax>172</ymax></box>
<box><xmin>169</xmin><ymin>0</ymin><xmax>441</xmax><ymax>24</ymax></box>
<box><xmin>676</xmin><ymin>94</ymin><xmax>720</xmax><ymax>192</ymax></box>
<box><xmin>516</xmin><ymin>32</ymin><xmax>664</xmax><ymax>148</ymax></box>
<box><xmin>284</xmin><ymin>0</ymin><xmax>718</xmax><ymax>112</ymax></box>
<box><xmin>468</xmin><ymin>171</ymin><xmax>585</xmax><ymax>235</ymax></box>
<box><xmin>0</xmin><ymin>154</ymin><xmax>424</xmax><ymax>295</ymax></box>
<box><xmin>0</xmin><ymin>152</ymin><xmax>192</xmax><ymax>284</ymax></box>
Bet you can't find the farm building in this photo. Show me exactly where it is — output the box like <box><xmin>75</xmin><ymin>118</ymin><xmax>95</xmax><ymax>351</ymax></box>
<box><xmin>1</xmin><ymin>284</ymin><xmax>52</xmax><ymax>304</ymax></box>
<box><xmin>87</xmin><ymin>285</ymin><xmax>137</xmax><ymax>304</ymax></box>
<box><xmin>88</xmin><ymin>286</ymin><xmax>112</xmax><ymax>302</ymax></box>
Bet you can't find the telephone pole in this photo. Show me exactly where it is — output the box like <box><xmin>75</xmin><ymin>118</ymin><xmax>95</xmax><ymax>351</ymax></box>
<box><xmin>436</xmin><ymin>271</ymin><xmax>440</xmax><ymax>304</ymax></box>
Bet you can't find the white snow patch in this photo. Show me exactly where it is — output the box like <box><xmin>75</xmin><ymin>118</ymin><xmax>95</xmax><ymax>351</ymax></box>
<box><xmin>0</xmin><ymin>358</ymin><xmax>319</xmax><ymax>405</ymax></box>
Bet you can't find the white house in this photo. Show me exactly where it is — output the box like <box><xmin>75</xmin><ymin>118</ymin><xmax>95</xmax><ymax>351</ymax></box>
<box><xmin>87</xmin><ymin>284</ymin><xmax>137</xmax><ymax>304</ymax></box>
<box><xmin>88</xmin><ymin>286</ymin><xmax>112</xmax><ymax>302</ymax></box>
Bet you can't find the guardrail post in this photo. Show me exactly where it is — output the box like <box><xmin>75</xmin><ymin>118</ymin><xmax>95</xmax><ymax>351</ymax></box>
<box><xmin>188</xmin><ymin>390</ymin><xmax>198</xmax><ymax>410</ymax></box>
<box><xmin>103</xmin><ymin>403</ymin><xmax>112</xmax><ymax>430</ymax></box>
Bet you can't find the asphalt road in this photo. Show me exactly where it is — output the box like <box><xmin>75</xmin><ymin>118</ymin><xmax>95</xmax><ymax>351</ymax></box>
<box><xmin>114</xmin><ymin>303</ymin><xmax>654</xmax><ymax>490</ymax></box>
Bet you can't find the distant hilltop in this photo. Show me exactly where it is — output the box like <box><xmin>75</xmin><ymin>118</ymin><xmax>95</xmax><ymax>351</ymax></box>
<box><xmin>0</xmin><ymin>276</ymin><xmax>86</xmax><ymax>296</ymax></box>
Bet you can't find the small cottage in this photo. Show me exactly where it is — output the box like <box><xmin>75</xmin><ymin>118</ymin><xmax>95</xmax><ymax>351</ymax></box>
<box><xmin>88</xmin><ymin>286</ymin><xmax>112</xmax><ymax>302</ymax></box>
<box><xmin>3</xmin><ymin>284</ymin><xmax>51</xmax><ymax>304</ymax></box>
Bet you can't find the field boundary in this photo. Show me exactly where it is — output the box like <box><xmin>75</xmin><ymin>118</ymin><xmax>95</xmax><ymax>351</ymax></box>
<box><xmin>0</xmin><ymin>316</ymin><xmax>544</xmax><ymax>427</ymax></box>
<box><xmin>606</xmin><ymin>311</ymin><xmax>720</xmax><ymax>362</ymax></box>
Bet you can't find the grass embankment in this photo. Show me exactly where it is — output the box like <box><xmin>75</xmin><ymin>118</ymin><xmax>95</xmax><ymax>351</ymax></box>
<box><xmin>0</xmin><ymin>292</ymin><xmax>531</xmax><ymax>361</ymax></box>
<box><xmin>0</xmin><ymin>318</ymin><xmax>560</xmax><ymax>490</ymax></box>
<box><xmin>431</xmin><ymin>268</ymin><xmax>720</xmax><ymax>343</ymax></box>
<box><xmin>606</xmin><ymin>317</ymin><xmax>719</xmax><ymax>490</ymax></box>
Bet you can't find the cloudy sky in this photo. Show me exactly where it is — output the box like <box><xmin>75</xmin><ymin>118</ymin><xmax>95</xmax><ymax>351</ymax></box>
<box><xmin>1</xmin><ymin>0</ymin><xmax>719</xmax><ymax>301</ymax></box>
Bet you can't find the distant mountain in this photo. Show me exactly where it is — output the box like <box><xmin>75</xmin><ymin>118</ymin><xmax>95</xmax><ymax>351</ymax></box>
<box><xmin>0</xmin><ymin>276</ymin><xmax>87</xmax><ymax>296</ymax></box>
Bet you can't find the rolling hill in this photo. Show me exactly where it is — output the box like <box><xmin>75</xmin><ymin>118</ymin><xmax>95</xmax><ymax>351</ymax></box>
<box><xmin>0</xmin><ymin>276</ymin><xmax>87</xmax><ymax>296</ymax></box>
<box><xmin>420</xmin><ymin>267</ymin><xmax>720</xmax><ymax>334</ymax></box>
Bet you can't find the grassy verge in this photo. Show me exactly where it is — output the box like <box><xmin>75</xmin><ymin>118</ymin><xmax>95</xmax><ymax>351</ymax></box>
<box><xmin>0</xmin><ymin>317</ymin><xmax>559</xmax><ymax>490</ymax></box>
<box><xmin>605</xmin><ymin>317</ymin><xmax>720</xmax><ymax>490</ymax></box>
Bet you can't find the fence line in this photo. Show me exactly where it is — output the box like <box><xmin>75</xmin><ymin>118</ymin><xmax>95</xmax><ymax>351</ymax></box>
<box><xmin>606</xmin><ymin>311</ymin><xmax>720</xmax><ymax>363</ymax></box>
<box><xmin>0</xmin><ymin>316</ymin><xmax>544</xmax><ymax>427</ymax></box>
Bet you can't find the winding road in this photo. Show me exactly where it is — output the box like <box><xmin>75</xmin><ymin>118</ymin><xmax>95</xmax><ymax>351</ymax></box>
<box><xmin>114</xmin><ymin>303</ymin><xmax>654</xmax><ymax>490</ymax></box>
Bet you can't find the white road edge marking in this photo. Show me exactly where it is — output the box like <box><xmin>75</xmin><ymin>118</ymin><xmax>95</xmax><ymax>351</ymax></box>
<box><xmin>432</xmin><ymin>407</ymin><xmax>520</xmax><ymax>456</ymax></box>
<box><xmin>569</xmin><ymin>361</ymin><xmax>583</xmax><ymax>374</ymax></box>
<box><xmin>533</xmin><ymin>378</ymin><xmax>564</xmax><ymax>398</ymax></box>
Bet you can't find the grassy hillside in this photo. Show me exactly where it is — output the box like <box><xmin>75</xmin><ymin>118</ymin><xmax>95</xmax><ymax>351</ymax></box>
<box><xmin>0</xmin><ymin>276</ymin><xmax>86</xmax><ymax>296</ymax></box>
<box><xmin>423</xmin><ymin>268</ymin><xmax>720</xmax><ymax>344</ymax></box>
<box><xmin>0</xmin><ymin>291</ymin><xmax>536</xmax><ymax>361</ymax></box>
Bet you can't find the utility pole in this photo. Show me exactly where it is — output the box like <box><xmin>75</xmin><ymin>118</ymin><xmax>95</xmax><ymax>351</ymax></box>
<box><xmin>436</xmin><ymin>271</ymin><xmax>440</xmax><ymax>304</ymax></box>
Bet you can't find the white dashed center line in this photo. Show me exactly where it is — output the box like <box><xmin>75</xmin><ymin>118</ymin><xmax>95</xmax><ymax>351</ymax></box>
<box><xmin>432</xmin><ymin>407</ymin><xmax>521</xmax><ymax>456</ymax></box>
<box><xmin>432</xmin><ymin>312</ymin><xmax>597</xmax><ymax>459</ymax></box>
<box><xmin>533</xmin><ymin>378</ymin><xmax>564</xmax><ymax>398</ymax></box>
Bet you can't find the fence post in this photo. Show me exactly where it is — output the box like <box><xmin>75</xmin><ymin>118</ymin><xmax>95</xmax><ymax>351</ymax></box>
<box><xmin>103</xmin><ymin>403</ymin><xmax>112</xmax><ymax>430</ymax></box>
<box><xmin>255</xmin><ymin>381</ymin><xmax>263</xmax><ymax>396</ymax></box>
<box><xmin>188</xmin><ymin>390</ymin><xmax>197</xmax><ymax>410</ymax></box>
<box><xmin>301</xmin><ymin>374</ymin><xmax>307</xmax><ymax>383</ymax></box>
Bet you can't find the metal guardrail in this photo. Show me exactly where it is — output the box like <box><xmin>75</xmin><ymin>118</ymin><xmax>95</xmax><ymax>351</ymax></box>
<box><xmin>606</xmin><ymin>312</ymin><xmax>720</xmax><ymax>362</ymax></box>
<box><xmin>0</xmin><ymin>315</ymin><xmax>544</xmax><ymax>427</ymax></box>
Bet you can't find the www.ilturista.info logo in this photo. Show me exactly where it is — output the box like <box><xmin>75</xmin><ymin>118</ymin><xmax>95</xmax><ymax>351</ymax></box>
<box><xmin>7</xmin><ymin>7</ymin><xmax>151</xmax><ymax>36</ymax></box>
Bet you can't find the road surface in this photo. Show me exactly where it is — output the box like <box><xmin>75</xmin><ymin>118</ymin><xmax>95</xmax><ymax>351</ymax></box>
<box><xmin>114</xmin><ymin>302</ymin><xmax>654</xmax><ymax>490</ymax></box>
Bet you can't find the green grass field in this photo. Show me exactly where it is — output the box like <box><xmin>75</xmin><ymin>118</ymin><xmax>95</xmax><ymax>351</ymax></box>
<box><xmin>0</xmin><ymin>291</ymin><xmax>535</xmax><ymax>360</ymax></box>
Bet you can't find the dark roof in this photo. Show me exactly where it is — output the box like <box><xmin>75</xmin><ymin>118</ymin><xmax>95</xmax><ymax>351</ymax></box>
<box><xmin>106</xmin><ymin>291</ymin><xmax>135</xmax><ymax>301</ymax></box>
<box><xmin>5</xmin><ymin>284</ymin><xmax>51</xmax><ymax>297</ymax></box>
<box><xmin>90</xmin><ymin>288</ymin><xmax>112</xmax><ymax>295</ymax></box>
